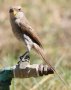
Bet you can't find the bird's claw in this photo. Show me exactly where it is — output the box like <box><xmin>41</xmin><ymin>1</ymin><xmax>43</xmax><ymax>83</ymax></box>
<box><xmin>18</xmin><ymin>52</ymin><xmax>30</xmax><ymax>64</ymax></box>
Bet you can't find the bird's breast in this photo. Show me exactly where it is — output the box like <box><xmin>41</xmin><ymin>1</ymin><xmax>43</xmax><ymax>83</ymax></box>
<box><xmin>10</xmin><ymin>19</ymin><xmax>24</xmax><ymax>41</ymax></box>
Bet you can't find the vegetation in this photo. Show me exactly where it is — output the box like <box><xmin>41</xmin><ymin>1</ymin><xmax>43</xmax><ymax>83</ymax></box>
<box><xmin>0</xmin><ymin>0</ymin><xmax>71</xmax><ymax>90</ymax></box>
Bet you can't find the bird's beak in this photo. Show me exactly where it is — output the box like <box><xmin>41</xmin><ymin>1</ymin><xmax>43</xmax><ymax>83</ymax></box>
<box><xmin>13</xmin><ymin>10</ymin><xmax>17</xmax><ymax>16</ymax></box>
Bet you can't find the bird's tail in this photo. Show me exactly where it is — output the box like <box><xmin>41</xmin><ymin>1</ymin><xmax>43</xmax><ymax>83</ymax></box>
<box><xmin>33</xmin><ymin>43</ymin><xmax>68</xmax><ymax>86</ymax></box>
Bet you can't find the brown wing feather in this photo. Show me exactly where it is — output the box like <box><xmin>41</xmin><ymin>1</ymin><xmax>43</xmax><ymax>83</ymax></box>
<box><xmin>19</xmin><ymin>20</ymin><xmax>43</xmax><ymax>48</ymax></box>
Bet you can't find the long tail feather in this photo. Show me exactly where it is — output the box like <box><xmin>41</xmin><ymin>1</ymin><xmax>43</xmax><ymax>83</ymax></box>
<box><xmin>33</xmin><ymin>43</ymin><xmax>68</xmax><ymax>87</ymax></box>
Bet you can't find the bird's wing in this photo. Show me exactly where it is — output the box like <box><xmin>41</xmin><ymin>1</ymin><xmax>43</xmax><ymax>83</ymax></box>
<box><xmin>18</xmin><ymin>19</ymin><xmax>43</xmax><ymax>48</ymax></box>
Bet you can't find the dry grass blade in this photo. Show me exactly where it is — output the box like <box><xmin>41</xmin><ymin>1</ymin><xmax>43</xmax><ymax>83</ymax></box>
<box><xmin>29</xmin><ymin>75</ymin><xmax>53</xmax><ymax>90</ymax></box>
<box><xmin>54</xmin><ymin>54</ymin><xmax>69</xmax><ymax>87</ymax></box>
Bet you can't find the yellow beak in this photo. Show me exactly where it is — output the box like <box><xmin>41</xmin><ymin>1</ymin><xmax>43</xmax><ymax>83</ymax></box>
<box><xmin>13</xmin><ymin>10</ymin><xmax>17</xmax><ymax>16</ymax></box>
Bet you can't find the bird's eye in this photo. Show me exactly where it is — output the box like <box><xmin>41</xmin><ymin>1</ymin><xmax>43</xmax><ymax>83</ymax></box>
<box><xmin>9</xmin><ymin>8</ymin><xmax>13</xmax><ymax>13</ymax></box>
<box><xmin>18</xmin><ymin>8</ymin><xmax>21</xmax><ymax>11</ymax></box>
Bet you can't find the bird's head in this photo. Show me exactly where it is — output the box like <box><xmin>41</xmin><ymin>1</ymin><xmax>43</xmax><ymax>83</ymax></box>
<box><xmin>9</xmin><ymin>6</ymin><xmax>24</xmax><ymax>19</ymax></box>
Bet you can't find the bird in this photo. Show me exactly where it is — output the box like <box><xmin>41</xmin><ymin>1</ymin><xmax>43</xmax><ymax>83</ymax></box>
<box><xmin>9</xmin><ymin>6</ymin><xmax>67</xmax><ymax>85</ymax></box>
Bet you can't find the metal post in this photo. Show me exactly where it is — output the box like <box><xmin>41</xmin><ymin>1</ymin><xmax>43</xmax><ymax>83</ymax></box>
<box><xmin>0</xmin><ymin>68</ymin><xmax>13</xmax><ymax>90</ymax></box>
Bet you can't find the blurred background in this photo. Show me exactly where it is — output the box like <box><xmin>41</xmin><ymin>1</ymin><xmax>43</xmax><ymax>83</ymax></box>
<box><xmin>0</xmin><ymin>0</ymin><xmax>71</xmax><ymax>90</ymax></box>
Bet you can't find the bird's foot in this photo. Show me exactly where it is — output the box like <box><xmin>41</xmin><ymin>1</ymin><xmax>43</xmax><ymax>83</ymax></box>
<box><xmin>18</xmin><ymin>52</ymin><xmax>30</xmax><ymax>64</ymax></box>
<box><xmin>20</xmin><ymin>54</ymin><xmax>30</xmax><ymax>61</ymax></box>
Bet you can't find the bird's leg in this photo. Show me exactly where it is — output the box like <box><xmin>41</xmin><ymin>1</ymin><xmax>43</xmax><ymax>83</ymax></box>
<box><xmin>18</xmin><ymin>51</ymin><xmax>30</xmax><ymax>64</ymax></box>
<box><xmin>20</xmin><ymin>51</ymin><xmax>30</xmax><ymax>61</ymax></box>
